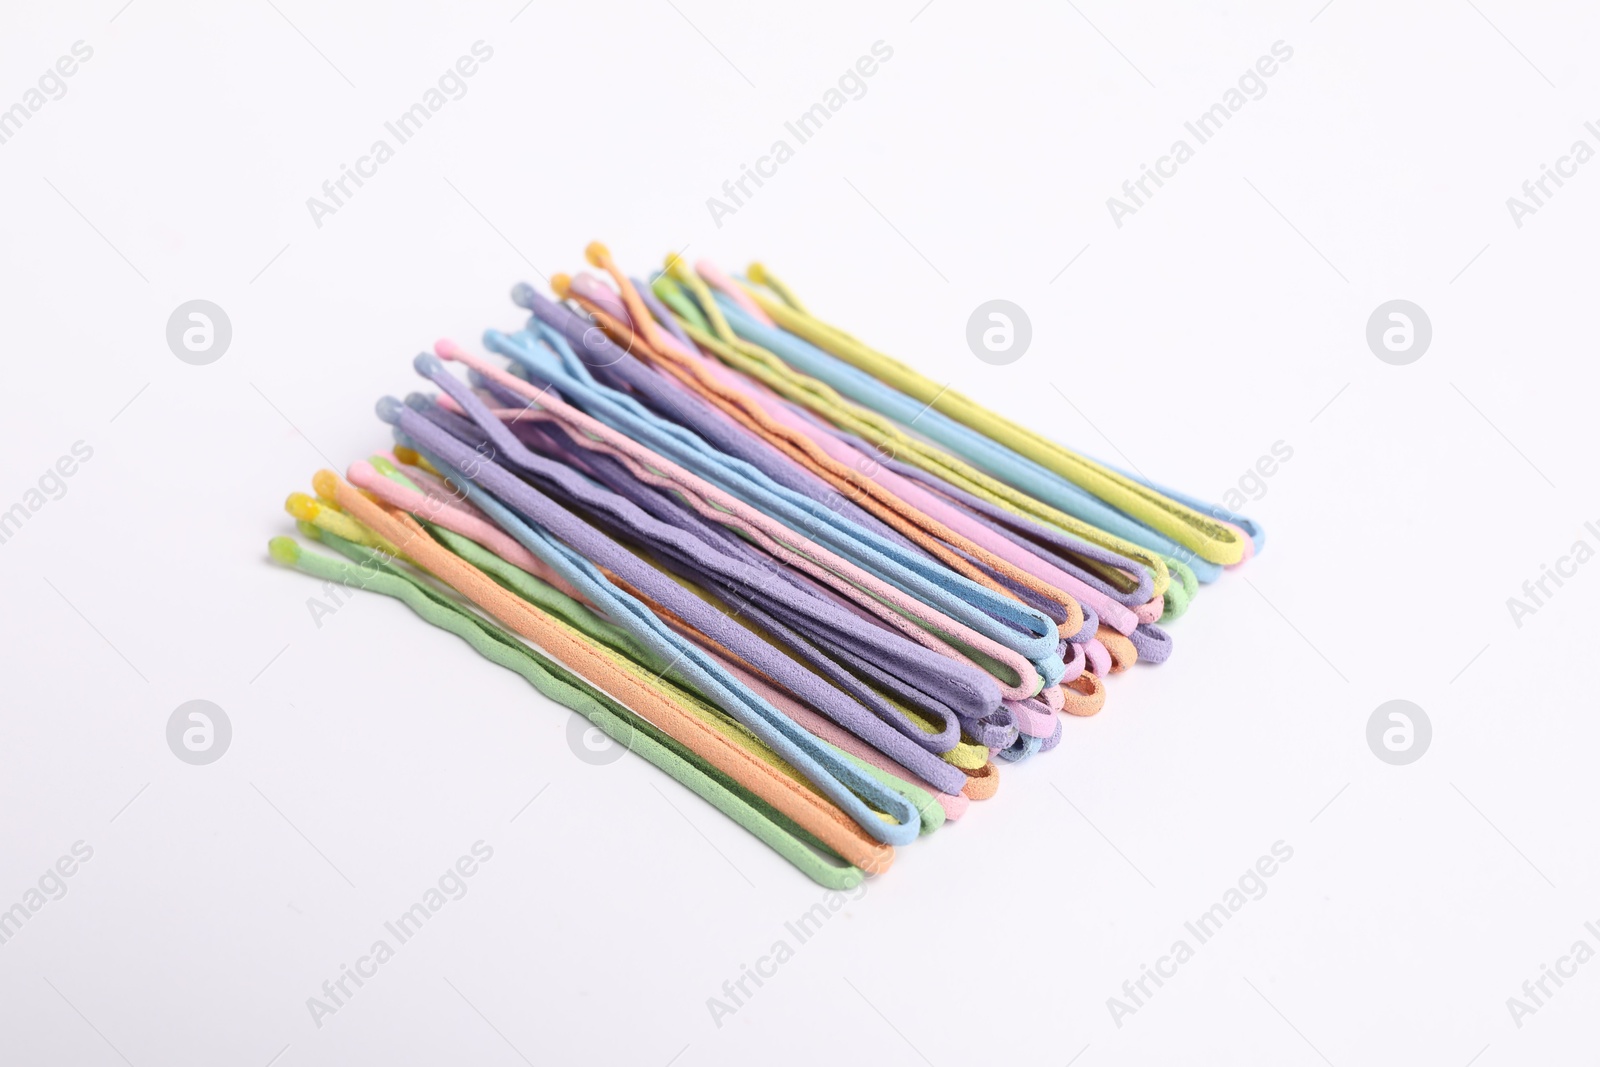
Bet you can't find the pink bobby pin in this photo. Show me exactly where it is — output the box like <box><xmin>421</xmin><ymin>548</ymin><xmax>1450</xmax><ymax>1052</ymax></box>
<box><xmin>567</xmin><ymin>272</ymin><xmax>632</xmax><ymax>325</ymax></box>
<box><xmin>1003</xmin><ymin>696</ymin><xmax>1057</xmax><ymax>738</ymax></box>
<box><xmin>433</xmin><ymin>340</ymin><xmax>1047</xmax><ymax>702</ymax></box>
<box><xmin>754</xmin><ymin>399</ymin><xmax>1140</xmax><ymax>636</ymax></box>
<box><xmin>569</xmin><ymin>272</ymin><xmax>713</xmax><ymax>363</ymax></box>
<box><xmin>1132</xmin><ymin>597</ymin><xmax>1164</xmax><ymax>623</ymax></box>
<box><xmin>695</xmin><ymin>259</ymin><xmax>775</xmax><ymax>326</ymax></box>
<box><xmin>713</xmin><ymin>652</ymin><xmax>969</xmax><ymax>822</ymax></box>
<box><xmin>345</xmin><ymin>459</ymin><xmax>588</xmax><ymax>603</ymax></box>
<box><xmin>572</xmin><ymin>268</ymin><xmax>723</xmax><ymax>364</ymax></box>
<box><xmin>437</xmin><ymin>392</ymin><xmax>1045</xmax><ymax>701</ymax></box>
<box><xmin>378</xmin><ymin>451</ymin><xmax>490</xmax><ymax>522</ymax></box>
<box><xmin>1224</xmin><ymin>522</ymin><xmax>1256</xmax><ymax>569</ymax></box>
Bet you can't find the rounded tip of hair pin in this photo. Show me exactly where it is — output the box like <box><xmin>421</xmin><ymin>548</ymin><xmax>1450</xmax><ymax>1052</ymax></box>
<box><xmin>311</xmin><ymin>470</ymin><xmax>340</xmax><ymax>501</ymax></box>
<box><xmin>295</xmin><ymin>519</ymin><xmax>322</xmax><ymax>541</ymax></box>
<box><xmin>510</xmin><ymin>282</ymin><xmax>537</xmax><ymax>310</ymax></box>
<box><xmin>434</xmin><ymin>338</ymin><xmax>466</xmax><ymax>360</ymax></box>
<box><xmin>268</xmin><ymin>536</ymin><xmax>301</xmax><ymax>565</ymax></box>
<box><xmin>284</xmin><ymin>492</ymin><xmax>320</xmax><ymax>522</ymax></box>
<box><xmin>375</xmin><ymin>395</ymin><xmax>405</xmax><ymax>425</ymax></box>
<box><xmin>413</xmin><ymin>352</ymin><xmax>445</xmax><ymax>378</ymax></box>
<box><xmin>662</xmin><ymin>252</ymin><xmax>690</xmax><ymax>278</ymax></box>
<box><xmin>746</xmin><ymin>261</ymin><xmax>768</xmax><ymax>284</ymax></box>
<box><xmin>392</xmin><ymin>444</ymin><xmax>421</xmax><ymax>466</ymax></box>
<box><xmin>584</xmin><ymin>241</ymin><xmax>611</xmax><ymax>268</ymax></box>
<box><xmin>550</xmin><ymin>273</ymin><xmax>573</xmax><ymax>299</ymax></box>
<box><xmin>404</xmin><ymin>392</ymin><xmax>432</xmax><ymax>412</ymax></box>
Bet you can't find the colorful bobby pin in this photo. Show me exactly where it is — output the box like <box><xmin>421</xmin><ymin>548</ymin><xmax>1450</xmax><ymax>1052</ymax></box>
<box><xmin>263</xmin><ymin>241</ymin><xmax>1264</xmax><ymax>884</ymax></box>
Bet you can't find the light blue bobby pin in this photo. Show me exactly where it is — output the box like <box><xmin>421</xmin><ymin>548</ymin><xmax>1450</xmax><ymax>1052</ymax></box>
<box><xmin>380</xmin><ymin>398</ymin><xmax>924</xmax><ymax>847</ymax></box>
<box><xmin>503</xmin><ymin>293</ymin><xmax>1066</xmax><ymax>657</ymax></box>
<box><xmin>707</xmin><ymin>292</ymin><xmax>1239</xmax><ymax>600</ymax></box>
<box><xmin>485</xmin><ymin>323</ymin><xmax>1064</xmax><ymax>692</ymax></box>
<box><xmin>1089</xmin><ymin>463</ymin><xmax>1268</xmax><ymax>568</ymax></box>
<box><xmin>484</xmin><ymin>306</ymin><xmax>1069</xmax><ymax>691</ymax></box>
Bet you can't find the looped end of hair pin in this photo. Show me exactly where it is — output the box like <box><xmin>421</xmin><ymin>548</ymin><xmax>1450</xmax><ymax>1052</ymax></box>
<box><xmin>375</xmin><ymin>395</ymin><xmax>405</xmax><ymax>425</ymax></box>
<box><xmin>662</xmin><ymin>252</ymin><xmax>691</xmax><ymax>282</ymax></box>
<box><xmin>311</xmin><ymin>470</ymin><xmax>340</xmax><ymax>501</ymax></box>
<box><xmin>284</xmin><ymin>492</ymin><xmax>320</xmax><ymax>522</ymax></box>
<box><xmin>268</xmin><ymin>536</ymin><xmax>300</xmax><ymax>565</ymax></box>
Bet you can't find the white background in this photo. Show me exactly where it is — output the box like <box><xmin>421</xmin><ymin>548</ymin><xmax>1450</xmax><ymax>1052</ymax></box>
<box><xmin>1</xmin><ymin>1</ymin><xmax>1596</xmax><ymax>1064</ymax></box>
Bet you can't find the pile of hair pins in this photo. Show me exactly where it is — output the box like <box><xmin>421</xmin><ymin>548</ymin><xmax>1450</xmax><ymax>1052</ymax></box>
<box><xmin>267</xmin><ymin>244</ymin><xmax>1264</xmax><ymax>888</ymax></box>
